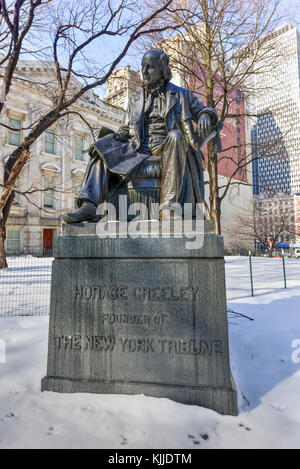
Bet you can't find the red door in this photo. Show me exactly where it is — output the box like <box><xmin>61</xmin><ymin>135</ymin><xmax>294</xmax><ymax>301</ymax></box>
<box><xmin>43</xmin><ymin>229</ymin><xmax>53</xmax><ymax>255</ymax></box>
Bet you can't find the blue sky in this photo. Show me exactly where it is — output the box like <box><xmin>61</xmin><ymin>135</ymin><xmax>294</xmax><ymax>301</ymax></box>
<box><xmin>92</xmin><ymin>0</ymin><xmax>300</xmax><ymax>98</ymax></box>
<box><xmin>16</xmin><ymin>0</ymin><xmax>300</xmax><ymax>99</ymax></box>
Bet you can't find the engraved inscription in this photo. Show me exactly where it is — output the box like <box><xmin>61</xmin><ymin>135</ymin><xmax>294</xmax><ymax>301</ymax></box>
<box><xmin>119</xmin><ymin>337</ymin><xmax>156</xmax><ymax>353</ymax></box>
<box><xmin>158</xmin><ymin>339</ymin><xmax>223</xmax><ymax>355</ymax></box>
<box><xmin>56</xmin><ymin>335</ymin><xmax>223</xmax><ymax>356</ymax></box>
<box><xmin>75</xmin><ymin>285</ymin><xmax>128</xmax><ymax>300</ymax></box>
<box><xmin>134</xmin><ymin>286</ymin><xmax>199</xmax><ymax>301</ymax></box>
<box><xmin>99</xmin><ymin>313</ymin><xmax>168</xmax><ymax>325</ymax></box>
<box><xmin>57</xmin><ymin>335</ymin><xmax>115</xmax><ymax>351</ymax></box>
<box><xmin>74</xmin><ymin>285</ymin><xmax>200</xmax><ymax>302</ymax></box>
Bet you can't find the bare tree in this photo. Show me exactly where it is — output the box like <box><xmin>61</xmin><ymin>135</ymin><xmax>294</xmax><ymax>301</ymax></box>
<box><xmin>139</xmin><ymin>0</ymin><xmax>289</xmax><ymax>234</ymax></box>
<box><xmin>0</xmin><ymin>0</ymin><xmax>56</xmax><ymax>266</ymax></box>
<box><xmin>224</xmin><ymin>224</ymin><xmax>253</xmax><ymax>254</ymax></box>
<box><xmin>229</xmin><ymin>194</ymin><xmax>299</xmax><ymax>257</ymax></box>
<box><xmin>0</xmin><ymin>0</ymin><xmax>53</xmax><ymax>115</ymax></box>
<box><xmin>0</xmin><ymin>0</ymin><xmax>185</xmax><ymax>268</ymax></box>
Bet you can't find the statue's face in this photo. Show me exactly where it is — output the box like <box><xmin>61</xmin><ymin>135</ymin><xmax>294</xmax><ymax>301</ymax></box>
<box><xmin>141</xmin><ymin>53</ymin><xmax>162</xmax><ymax>88</ymax></box>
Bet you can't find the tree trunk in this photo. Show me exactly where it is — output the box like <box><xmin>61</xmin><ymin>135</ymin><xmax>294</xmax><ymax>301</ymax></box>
<box><xmin>0</xmin><ymin>221</ymin><xmax>7</xmax><ymax>269</ymax></box>
<box><xmin>0</xmin><ymin>193</ymin><xmax>15</xmax><ymax>270</ymax></box>
<box><xmin>203</xmin><ymin>15</ymin><xmax>222</xmax><ymax>235</ymax></box>
<box><xmin>207</xmin><ymin>140</ymin><xmax>221</xmax><ymax>234</ymax></box>
<box><xmin>214</xmin><ymin>195</ymin><xmax>221</xmax><ymax>235</ymax></box>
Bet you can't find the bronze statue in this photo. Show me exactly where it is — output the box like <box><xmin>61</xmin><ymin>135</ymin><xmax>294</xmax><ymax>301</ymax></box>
<box><xmin>63</xmin><ymin>49</ymin><xmax>221</xmax><ymax>223</ymax></box>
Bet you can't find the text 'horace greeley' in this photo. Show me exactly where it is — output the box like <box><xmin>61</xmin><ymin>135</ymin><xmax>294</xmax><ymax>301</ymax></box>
<box><xmin>75</xmin><ymin>284</ymin><xmax>200</xmax><ymax>301</ymax></box>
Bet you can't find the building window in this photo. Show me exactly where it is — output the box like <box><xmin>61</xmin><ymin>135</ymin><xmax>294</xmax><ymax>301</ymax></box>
<box><xmin>6</xmin><ymin>228</ymin><xmax>21</xmax><ymax>252</ymax></box>
<box><xmin>43</xmin><ymin>175</ymin><xmax>55</xmax><ymax>208</ymax></box>
<box><xmin>45</xmin><ymin>129</ymin><xmax>55</xmax><ymax>154</ymax></box>
<box><xmin>75</xmin><ymin>137</ymin><xmax>84</xmax><ymax>161</ymax></box>
<box><xmin>8</xmin><ymin>118</ymin><xmax>22</xmax><ymax>146</ymax></box>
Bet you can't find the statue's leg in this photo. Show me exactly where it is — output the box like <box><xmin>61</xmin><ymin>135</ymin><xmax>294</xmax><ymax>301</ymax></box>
<box><xmin>77</xmin><ymin>157</ymin><xmax>109</xmax><ymax>207</ymax></box>
<box><xmin>62</xmin><ymin>157</ymin><xmax>110</xmax><ymax>223</ymax></box>
<box><xmin>156</xmin><ymin>130</ymin><xmax>186</xmax><ymax>207</ymax></box>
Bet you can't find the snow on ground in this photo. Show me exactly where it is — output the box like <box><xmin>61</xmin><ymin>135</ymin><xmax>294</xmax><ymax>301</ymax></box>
<box><xmin>0</xmin><ymin>256</ymin><xmax>300</xmax><ymax>449</ymax></box>
<box><xmin>0</xmin><ymin>256</ymin><xmax>51</xmax><ymax>317</ymax></box>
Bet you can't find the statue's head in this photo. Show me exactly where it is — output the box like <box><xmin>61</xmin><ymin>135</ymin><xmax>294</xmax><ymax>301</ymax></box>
<box><xmin>141</xmin><ymin>49</ymin><xmax>172</xmax><ymax>89</ymax></box>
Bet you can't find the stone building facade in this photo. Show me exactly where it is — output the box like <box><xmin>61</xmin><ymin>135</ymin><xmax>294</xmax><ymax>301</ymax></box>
<box><xmin>105</xmin><ymin>65</ymin><xmax>142</xmax><ymax>110</ymax></box>
<box><xmin>0</xmin><ymin>61</ymin><xmax>123</xmax><ymax>255</ymax></box>
<box><xmin>254</xmin><ymin>193</ymin><xmax>300</xmax><ymax>252</ymax></box>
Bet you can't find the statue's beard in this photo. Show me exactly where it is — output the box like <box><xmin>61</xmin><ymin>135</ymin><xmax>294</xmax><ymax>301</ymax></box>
<box><xmin>142</xmin><ymin>77</ymin><xmax>168</xmax><ymax>93</ymax></box>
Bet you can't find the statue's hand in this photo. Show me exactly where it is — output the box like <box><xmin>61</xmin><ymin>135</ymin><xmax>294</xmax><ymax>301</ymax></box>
<box><xmin>198</xmin><ymin>113</ymin><xmax>212</xmax><ymax>140</ymax></box>
<box><xmin>114</xmin><ymin>130</ymin><xmax>129</xmax><ymax>142</ymax></box>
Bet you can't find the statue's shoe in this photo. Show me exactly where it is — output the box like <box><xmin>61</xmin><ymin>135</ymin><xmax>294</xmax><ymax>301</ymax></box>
<box><xmin>62</xmin><ymin>202</ymin><xmax>97</xmax><ymax>223</ymax></box>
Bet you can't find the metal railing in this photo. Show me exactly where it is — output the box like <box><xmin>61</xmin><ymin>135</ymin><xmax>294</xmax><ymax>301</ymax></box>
<box><xmin>0</xmin><ymin>252</ymin><xmax>52</xmax><ymax>317</ymax></box>
<box><xmin>0</xmin><ymin>253</ymin><xmax>299</xmax><ymax>317</ymax></box>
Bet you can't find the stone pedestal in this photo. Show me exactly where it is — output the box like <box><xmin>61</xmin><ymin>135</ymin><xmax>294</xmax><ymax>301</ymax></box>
<box><xmin>42</xmin><ymin>221</ymin><xmax>238</xmax><ymax>416</ymax></box>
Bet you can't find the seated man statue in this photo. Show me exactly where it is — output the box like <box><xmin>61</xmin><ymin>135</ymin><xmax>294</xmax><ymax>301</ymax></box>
<box><xmin>63</xmin><ymin>48</ymin><xmax>220</xmax><ymax>223</ymax></box>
